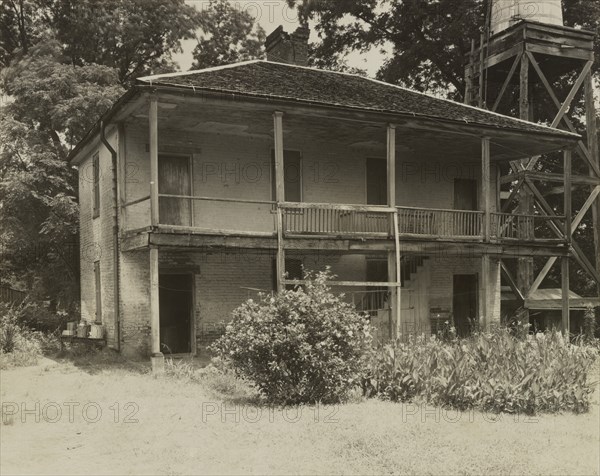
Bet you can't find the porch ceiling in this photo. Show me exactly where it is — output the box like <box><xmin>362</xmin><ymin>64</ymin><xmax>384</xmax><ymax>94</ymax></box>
<box><xmin>125</xmin><ymin>92</ymin><xmax>572</xmax><ymax>163</ymax></box>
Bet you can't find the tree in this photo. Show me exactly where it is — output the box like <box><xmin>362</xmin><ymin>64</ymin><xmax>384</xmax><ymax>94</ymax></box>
<box><xmin>289</xmin><ymin>0</ymin><xmax>599</xmax><ymax>99</ymax></box>
<box><xmin>0</xmin><ymin>41</ymin><xmax>124</xmax><ymax>309</ymax></box>
<box><xmin>190</xmin><ymin>0</ymin><xmax>265</xmax><ymax>69</ymax></box>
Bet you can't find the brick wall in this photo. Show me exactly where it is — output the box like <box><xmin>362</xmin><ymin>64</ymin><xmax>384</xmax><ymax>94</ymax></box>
<box><xmin>78</xmin><ymin>128</ymin><xmax>119</xmax><ymax>348</ymax></box>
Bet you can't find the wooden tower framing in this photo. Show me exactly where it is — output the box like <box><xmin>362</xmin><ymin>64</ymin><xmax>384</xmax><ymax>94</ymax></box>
<box><xmin>465</xmin><ymin>19</ymin><xmax>599</xmax><ymax>331</ymax></box>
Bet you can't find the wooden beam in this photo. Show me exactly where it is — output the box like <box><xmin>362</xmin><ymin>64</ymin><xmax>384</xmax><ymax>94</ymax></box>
<box><xmin>492</xmin><ymin>52</ymin><xmax>523</xmax><ymax>112</ymax></box>
<box><xmin>529</xmin><ymin>257</ymin><xmax>557</xmax><ymax>296</ymax></box>
<box><xmin>561</xmin><ymin>256</ymin><xmax>570</xmax><ymax>334</ymax></box>
<box><xmin>149</xmin><ymin>97</ymin><xmax>159</xmax><ymax>226</ymax></box>
<box><xmin>572</xmin><ymin>241</ymin><xmax>600</xmax><ymax>285</ymax></box>
<box><xmin>480</xmin><ymin>255</ymin><xmax>490</xmax><ymax>329</ymax></box>
<box><xmin>387</xmin><ymin>123</ymin><xmax>396</xmax><ymax>234</ymax></box>
<box><xmin>550</xmin><ymin>61</ymin><xmax>593</xmax><ymax>129</ymax></box>
<box><xmin>150</xmin><ymin>246</ymin><xmax>160</xmax><ymax>354</ymax></box>
<box><xmin>393</xmin><ymin>213</ymin><xmax>401</xmax><ymax>339</ymax></box>
<box><xmin>479</xmin><ymin>33</ymin><xmax>486</xmax><ymax>108</ymax></box>
<box><xmin>501</xmin><ymin>262</ymin><xmax>525</xmax><ymax>301</ymax></box>
<box><xmin>585</xmin><ymin>71</ymin><xmax>600</xmax><ymax>296</ymax></box>
<box><xmin>482</xmin><ymin>137</ymin><xmax>491</xmax><ymax>241</ymax></box>
<box><xmin>283</xmin><ymin>280</ymin><xmax>402</xmax><ymax>287</ymax></box>
<box><xmin>273</xmin><ymin>111</ymin><xmax>285</xmax><ymax>291</ymax></box>
<box><xmin>564</xmin><ymin>149</ymin><xmax>572</xmax><ymax>241</ymax></box>
<box><xmin>501</xmin><ymin>177</ymin><xmax>524</xmax><ymax>212</ymax></box>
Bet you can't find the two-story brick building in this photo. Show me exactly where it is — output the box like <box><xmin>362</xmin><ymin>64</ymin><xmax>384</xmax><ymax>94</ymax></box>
<box><xmin>68</xmin><ymin>26</ymin><xmax>579</xmax><ymax>360</ymax></box>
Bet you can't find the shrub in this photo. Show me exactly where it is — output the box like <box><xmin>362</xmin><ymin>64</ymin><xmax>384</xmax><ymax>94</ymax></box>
<box><xmin>0</xmin><ymin>305</ymin><xmax>43</xmax><ymax>369</ymax></box>
<box><xmin>212</xmin><ymin>269</ymin><xmax>373</xmax><ymax>404</ymax></box>
<box><xmin>365</xmin><ymin>327</ymin><xmax>598</xmax><ymax>414</ymax></box>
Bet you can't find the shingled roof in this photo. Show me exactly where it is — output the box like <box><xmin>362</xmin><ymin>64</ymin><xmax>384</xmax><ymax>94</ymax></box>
<box><xmin>137</xmin><ymin>60</ymin><xmax>577</xmax><ymax>139</ymax></box>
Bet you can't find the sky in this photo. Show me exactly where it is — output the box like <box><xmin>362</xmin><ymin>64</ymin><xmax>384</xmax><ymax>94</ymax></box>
<box><xmin>173</xmin><ymin>0</ymin><xmax>387</xmax><ymax>76</ymax></box>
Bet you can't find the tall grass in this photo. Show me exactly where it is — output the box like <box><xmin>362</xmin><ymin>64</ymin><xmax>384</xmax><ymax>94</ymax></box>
<box><xmin>364</xmin><ymin>327</ymin><xmax>598</xmax><ymax>414</ymax></box>
<box><xmin>0</xmin><ymin>306</ymin><xmax>43</xmax><ymax>369</ymax></box>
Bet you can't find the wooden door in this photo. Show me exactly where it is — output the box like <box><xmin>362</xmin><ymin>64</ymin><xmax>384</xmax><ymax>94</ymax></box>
<box><xmin>366</xmin><ymin>158</ymin><xmax>387</xmax><ymax>205</ymax></box>
<box><xmin>454</xmin><ymin>179</ymin><xmax>478</xmax><ymax>210</ymax></box>
<box><xmin>158</xmin><ymin>155</ymin><xmax>191</xmax><ymax>226</ymax></box>
<box><xmin>452</xmin><ymin>274</ymin><xmax>478</xmax><ymax>337</ymax></box>
<box><xmin>159</xmin><ymin>274</ymin><xmax>193</xmax><ymax>354</ymax></box>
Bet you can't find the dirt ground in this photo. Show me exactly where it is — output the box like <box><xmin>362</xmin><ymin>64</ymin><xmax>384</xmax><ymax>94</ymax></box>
<box><xmin>1</xmin><ymin>355</ymin><xmax>599</xmax><ymax>476</ymax></box>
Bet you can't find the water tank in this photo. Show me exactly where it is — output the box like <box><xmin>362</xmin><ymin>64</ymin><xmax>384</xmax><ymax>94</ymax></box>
<box><xmin>490</xmin><ymin>0</ymin><xmax>563</xmax><ymax>34</ymax></box>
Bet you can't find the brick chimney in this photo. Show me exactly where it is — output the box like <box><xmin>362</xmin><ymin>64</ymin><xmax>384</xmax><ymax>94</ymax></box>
<box><xmin>265</xmin><ymin>25</ymin><xmax>310</xmax><ymax>66</ymax></box>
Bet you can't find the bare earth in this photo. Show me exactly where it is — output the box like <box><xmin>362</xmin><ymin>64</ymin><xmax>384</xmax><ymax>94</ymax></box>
<box><xmin>1</xmin><ymin>356</ymin><xmax>599</xmax><ymax>476</ymax></box>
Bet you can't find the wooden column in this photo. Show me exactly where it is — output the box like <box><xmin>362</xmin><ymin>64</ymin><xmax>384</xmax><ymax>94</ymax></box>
<box><xmin>517</xmin><ymin>53</ymin><xmax>534</xmax><ymax>309</ymax></box>
<box><xmin>561</xmin><ymin>256</ymin><xmax>570</xmax><ymax>335</ymax></box>
<box><xmin>150</xmin><ymin>246</ymin><xmax>160</xmax><ymax>355</ymax></box>
<box><xmin>149</xmin><ymin>96</ymin><xmax>159</xmax><ymax>227</ymax></box>
<box><xmin>481</xmin><ymin>137</ymin><xmax>491</xmax><ymax>241</ymax></box>
<box><xmin>273</xmin><ymin>111</ymin><xmax>285</xmax><ymax>292</ymax></box>
<box><xmin>387</xmin><ymin>124</ymin><xmax>401</xmax><ymax>339</ymax></box>
<box><xmin>480</xmin><ymin>255</ymin><xmax>490</xmax><ymax>331</ymax></box>
<box><xmin>562</xmin><ymin>148</ymin><xmax>572</xmax><ymax>335</ymax></box>
<box><xmin>564</xmin><ymin>149</ymin><xmax>572</xmax><ymax>241</ymax></box>
<box><xmin>584</xmin><ymin>72</ymin><xmax>600</xmax><ymax>296</ymax></box>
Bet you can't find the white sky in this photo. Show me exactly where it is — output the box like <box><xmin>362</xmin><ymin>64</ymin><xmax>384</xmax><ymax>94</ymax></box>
<box><xmin>173</xmin><ymin>0</ymin><xmax>387</xmax><ymax>75</ymax></box>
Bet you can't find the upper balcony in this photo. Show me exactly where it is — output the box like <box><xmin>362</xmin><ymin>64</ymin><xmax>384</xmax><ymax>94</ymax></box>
<box><xmin>116</xmin><ymin>90</ymin><xmax>573</xmax><ymax>253</ymax></box>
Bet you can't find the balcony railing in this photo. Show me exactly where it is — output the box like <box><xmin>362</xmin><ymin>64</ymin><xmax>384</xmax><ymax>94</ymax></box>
<box><xmin>281</xmin><ymin>202</ymin><xmax>393</xmax><ymax>236</ymax></box>
<box><xmin>491</xmin><ymin>212</ymin><xmax>565</xmax><ymax>241</ymax></box>
<box><xmin>397</xmin><ymin>206</ymin><xmax>484</xmax><ymax>238</ymax></box>
<box><xmin>121</xmin><ymin>196</ymin><xmax>566</xmax><ymax>244</ymax></box>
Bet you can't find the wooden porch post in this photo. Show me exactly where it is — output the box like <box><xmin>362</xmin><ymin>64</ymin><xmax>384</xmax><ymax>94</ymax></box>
<box><xmin>561</xmin><ymin>256</ymin><xmax>570</xmax><ymax>335</ymax></box>
<box><xmin>387</xmin><ymin>124</ymin><xmax>401</xmax><ymax>339</ymax></box>
<box><xmin>584</xmin><ymin>72</ymin><xmax>600</xmax><ymax>296</ymax></box>
<box><xmin>481</xmin><ymin>137</ymin><xmax>491</xmax><ymax>241</ymax></box>
<box><xmin>149</xmin><ymin>96</ymin><xmax>159</xmax><ymax>227</ymax></box>
<box><xmin>149</xmin><ymin>246</ymin><xmax>164</xmax><ymax>372</ymax></box>
<box><xmin>273</xmin><ymin>111</ymin><xmax>285</xmax><ymax>292</ymax></box>
<box><xmin>562</xmin><ymin>148</ymin><xmax>572</xmax><ymax>335</ymax></box>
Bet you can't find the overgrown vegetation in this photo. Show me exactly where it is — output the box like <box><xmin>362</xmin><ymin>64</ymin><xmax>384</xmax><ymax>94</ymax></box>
<box><xmin>212</xmin><ymin>270</ymin><xmax>373</xmax><ymax>405</ymax></box>
<box><xmin>364</xmin><ymin>327</ymin><xmax>598</xmax><ymax>414</ymax></box>
<box><xmin>0</xmin><ymin>305</ymin><xmax>43</xmax><ymax>369</ymax></box>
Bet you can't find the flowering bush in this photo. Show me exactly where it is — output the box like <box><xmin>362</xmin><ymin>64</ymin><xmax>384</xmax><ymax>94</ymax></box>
<box><xmin>212</xmin><ymin>270</ymin><xmax>373</xmax><ymax>404</ymax></box>
<box><xmin>364</xmin><ymin>327</ymin><xmax>598</xmax><ymax>414</ymax></box>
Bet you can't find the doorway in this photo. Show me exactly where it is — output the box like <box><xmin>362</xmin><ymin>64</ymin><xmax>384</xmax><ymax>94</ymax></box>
<box><xmin>453</xmin><ymin>178</ymin><xmax>478</xmax><ymax>211</ymax></box>
<box><xmin>159</xmin><ymin>273</ymin><xmax>194</xmax><ymax>354</ymax></box>
<box><xmin>452</xmin><ymin>274</ymin><xmax>478</xmax><ymax>337</ymax></box>
<box><xmin>366</xmin><ymin>158</ymin><xmax>387</xmax><ymax>205</ymax></box>
<box><xmin>158</xmin><ymin>155</ymin><xmax>192</xmax><ymax>226</ymax></box>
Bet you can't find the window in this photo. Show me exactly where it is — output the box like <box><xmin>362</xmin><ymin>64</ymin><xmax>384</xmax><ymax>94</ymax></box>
<box><xmin>92</xmin><ymin>153</ymin><xmax>100</xmax><ymax>218</ymax></box>
<box><xmin>94</xmin><ymin>261</ymin><xmax>102</xmax><ymax>323</ymax></box>
<box><xmin>271</xmin><ymin>150</ymin><xmax>302</xmax><ymax>202</ymax></box>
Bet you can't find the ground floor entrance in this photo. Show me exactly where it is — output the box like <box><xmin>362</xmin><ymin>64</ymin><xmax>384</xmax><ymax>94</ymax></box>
<box><xmin>159</xmin><ymin>273</ymin><xmax>194</xmax><ymax>354</ymax></box>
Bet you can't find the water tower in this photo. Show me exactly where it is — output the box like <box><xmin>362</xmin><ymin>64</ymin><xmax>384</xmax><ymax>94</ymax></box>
<box><xmin>464</xmin><ymin>0</ymin><xmax>599</xmax><ymax>331</ymax></box>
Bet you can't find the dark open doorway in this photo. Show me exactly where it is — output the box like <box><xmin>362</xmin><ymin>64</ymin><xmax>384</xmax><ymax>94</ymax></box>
<box><xmin>159</xmin><ymin>273</ymin><xmax>194</xmax><ymax>354</ymax></box>
<box><xmin>453</xmin><ymin>274</ymin><xmax>478</xmax><ymax>337</ymax></box>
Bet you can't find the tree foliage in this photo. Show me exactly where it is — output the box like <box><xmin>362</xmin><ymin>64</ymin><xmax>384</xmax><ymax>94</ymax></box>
<box><xmin>290</xmin><ymin>0</ymin><xmax>599</xmax><ymax>98</ymax></box>
<box><xmin>190</xmin><ymin>0</ymin><xmax>265</xmax><ymax>69</ymax></box>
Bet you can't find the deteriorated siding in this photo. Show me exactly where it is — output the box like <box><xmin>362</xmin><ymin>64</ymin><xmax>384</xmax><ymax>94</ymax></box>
<box><xmin>137</xmin><ymin>60</ymin><xmax>574</xmax><ymax>138</ymax></box>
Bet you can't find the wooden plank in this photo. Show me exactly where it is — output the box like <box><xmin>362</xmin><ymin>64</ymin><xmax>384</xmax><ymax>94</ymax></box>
<box><xmin>273</xmin><ymin>111</ymin><xmax>285</xmax><ymax>202</ymax></box>
<box><xmin>502</xmin><ymin>171</ymin><xmax>600</xmax><ymax>185</ymax></box>
<box><xmin>585</xmin><ymin>71</ymin><xmax>600</xmax><ymax>296</ymax></box>
<box><xmin>393</xmin><ymin>212</ymin><xmax>401</xmax><ymax>338</ymax></box>
<box><xmin>387</xmin><ymin>123</ymin><xmax>396</xmax><ymax>222</ymax></box>
<box><xmin>479</xmin><ymin>33</ymin><xmax>486</xmax><ymax>108</ymax></box>
<box><xmin>501</xmin><ymin>177</ymin><xmax>524</xmax><ymax>212</ymax></box>
<box><xmin>482</xmin><ymin>137</ymin><xmax>491</xmax><ymax>241</ymax></box>
<box><xmin>551</xmin><ymin>61</ymin><xmax>593</xmax><ymax>129</ymax></box>
<box><xmin>149</xmin><ymin>97</ymin><xmax>159</xmax><ymax>226</ymax></box>
<box><xmin>283</xmin><ymin>280</ymin><xmax>401</xmax><ymax>287</ymax></box>
<box><xmin>283</xmin><ymin>202</ymin><xmax>396</xmax><ymax>213</ymax></box>
<box><xmin>492</xmin><ymin>52</ymin><xmax>523</xmax><ymax>112</ymax></box>
<box><xmin>564</xmin><ymin>149</ymin><xmax>572</xmax><ymax>241</ymax></box>
<box><xmin>149</xmin><ymin>247</ymin><xmax>160</xmax><ymax>354</ymax></box>
<box><xmin>561</xmin><ymin>256</ymin><xmax>570</xmax><ymax>334</ymax></box>
<box><xmin>529</xmin><ymin>257</ymin><xmax>557</xmax><ymax>296</ymax></box>
<box><xmin>526</xmin><ymin>42</ymin><xmax>593</xmax><ymax>61</ymax></box>
<box><xmin>276</xmin><ymin>207</ymin><xmax>285</xmax><ymax>292</ymax></box>
<box><xmin>480</xmin><ymin>255</ymin><xmax>490</xmax><ymax>329</ymax></box>
<box><xmin>501</xmin><ymin>262</ymin><xmax>525</xmax><ymax>301</ymax></box>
